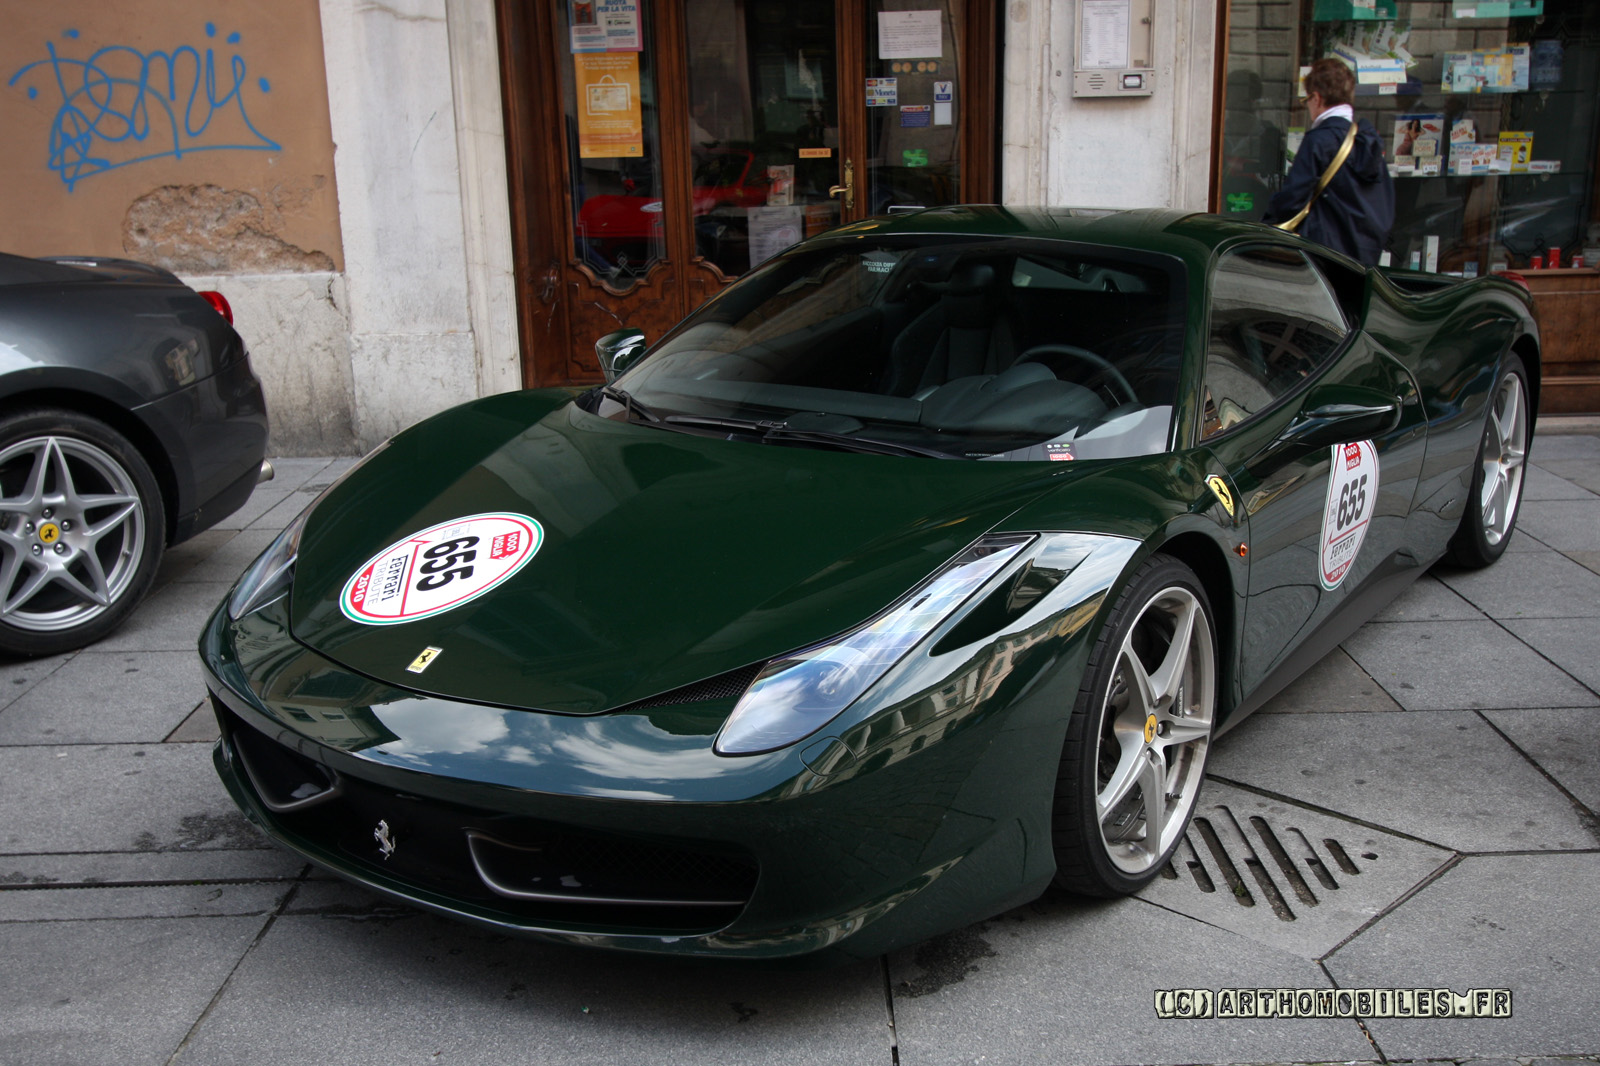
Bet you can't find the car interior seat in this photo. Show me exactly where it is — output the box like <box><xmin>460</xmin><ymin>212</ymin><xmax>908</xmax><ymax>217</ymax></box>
<box><xmin>881</xmin><ymin>261</ymin><xmax>1018</xmax><ymax>396</ymax></box>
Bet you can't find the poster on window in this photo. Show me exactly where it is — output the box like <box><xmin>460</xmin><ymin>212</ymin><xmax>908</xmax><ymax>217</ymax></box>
<box><xmin>571</xmin><ymin>0</ymin><xmax>641</xmax><ymax>53</ymax></box>
<box><xmin>575</xmin><ymin>53</ymin><xmax>643</xmax><ymax>158</ymax></box>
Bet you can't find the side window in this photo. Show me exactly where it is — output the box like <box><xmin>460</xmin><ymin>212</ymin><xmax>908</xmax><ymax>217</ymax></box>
<box><xmin>1202</xmin><ymin>246</ymin><xmax>1351</xmax><ymax>438</ymax></box>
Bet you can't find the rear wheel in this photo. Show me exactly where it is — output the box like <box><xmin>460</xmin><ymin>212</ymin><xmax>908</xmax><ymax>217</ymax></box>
<box><xmin>1052</xmin><ymin>556</ymin><xmax>1217</xmax><ymax>896</ymax></box>
<box><xmin>1445</xmin><ymin>354</ymin><xmax>1530</xmax><ymax>568</ymax></box>
<box><xmin>0</xmin><ymin>409</ymin><xmax>165</xmax><ymax>656</ymax></box>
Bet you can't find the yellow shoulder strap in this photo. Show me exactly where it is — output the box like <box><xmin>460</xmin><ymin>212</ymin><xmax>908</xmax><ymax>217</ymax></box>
<box><xmin>1274</xmin><ymin>119</ymin><xmax>1361</xmax><ymax>234</ymax></box>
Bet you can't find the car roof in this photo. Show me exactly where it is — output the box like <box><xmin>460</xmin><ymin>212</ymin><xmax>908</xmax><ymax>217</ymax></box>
<box><xmin>816</xmin><ymin>205</ymin><xmax>1281</xmax><ymax>267</ymax></box>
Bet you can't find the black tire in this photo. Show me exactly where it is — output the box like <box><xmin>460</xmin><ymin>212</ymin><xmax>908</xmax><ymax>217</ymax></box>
<box><xmin>1052</xmin><ymin>555</ymin><xmax>1218</xmax><ymax>896</ymax></box>
<box><xmin>1444</xmin><ymin>353</ymin><xmax>1531</xmax><ymax>569</ymax></box>
<box><xmin>0</xmin><ymin>408</ymin><xmax>165</xmax><ymax>657</ymax></box>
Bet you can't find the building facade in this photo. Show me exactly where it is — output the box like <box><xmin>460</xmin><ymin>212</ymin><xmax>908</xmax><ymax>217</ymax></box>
<box><xmin>2</xmin><ymin>0</ymin><xmax>1592</xmax><ymax>454</ymax></box>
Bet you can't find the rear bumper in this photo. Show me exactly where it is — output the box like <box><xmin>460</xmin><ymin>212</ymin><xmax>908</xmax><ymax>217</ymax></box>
<box><xmin>136</xmin><ymin>352</ymin><xmax>268</xmax><ymax>543</ymax></box>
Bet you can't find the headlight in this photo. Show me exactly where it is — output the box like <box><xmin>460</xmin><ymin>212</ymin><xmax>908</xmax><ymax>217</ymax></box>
<box><xmin>714</xmin><ymin>534</ymin><xmax>1035</xmax><ymax>756</ymax></box>
<box><xmin>227</xmin><ymin>441</ymin><xmax>391</xmax><ymax>620</ymax></box>
<box><xmin>228</xmin><ymin>511</ymin><xmax>307</xmax><ymax>619</ymax></box>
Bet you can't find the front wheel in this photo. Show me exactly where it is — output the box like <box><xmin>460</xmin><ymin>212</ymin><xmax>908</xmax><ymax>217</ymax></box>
<box><xmin>1444</xmin><ymin>353</ymin><xmax>1531</xmax><ymax>568</ymax></box>
<box><xmin>1052</xmin><ymin>556</ymin><xmax>1217</xmax><ymax>896</ymax></box>
<box><xmin>0</xmin><ymin>409</ymin><xmax>166</xmax><ymax>657</ymax></box>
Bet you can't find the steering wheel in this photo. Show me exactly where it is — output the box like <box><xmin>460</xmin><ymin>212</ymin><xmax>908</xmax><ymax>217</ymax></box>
<box><xmin>1014</xmin><ymin>345</ymin><xmax>1138</xmax><ymax>408</ymax></box>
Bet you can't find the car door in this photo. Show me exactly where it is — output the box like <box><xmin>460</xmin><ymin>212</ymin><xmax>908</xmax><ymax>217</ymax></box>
<box><xmin>1196</xmin><ymin>245</ymin><xmax>1427</xmax><ymax>700</ymax></box>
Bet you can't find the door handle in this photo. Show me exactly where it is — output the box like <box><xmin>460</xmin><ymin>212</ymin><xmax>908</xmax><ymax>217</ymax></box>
<box><xmin>828</xmin><ymin>158</ymin><xmax>854</xmax><ymax>211</ymax></box>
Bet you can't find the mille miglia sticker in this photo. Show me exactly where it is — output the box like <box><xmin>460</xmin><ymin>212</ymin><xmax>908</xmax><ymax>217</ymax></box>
<box><xmin>340</xmin><ymin>513</ymin><xmax>543</xmax><ymax>625</ymax></box>
<box><xmin>1319</xmin><ymin>441</ymin><xmax>1378</xmax><ymax>591</ymax></box>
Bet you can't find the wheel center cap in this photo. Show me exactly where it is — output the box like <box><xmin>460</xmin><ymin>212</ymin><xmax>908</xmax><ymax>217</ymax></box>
<box><xmin>37</xmin><ymin>522</ymin><xmax>61</xmax><ymax>545</ymax></box>
<box><xmin>1143</xmin><ymin>714</ymin><xmax>1158</xmax><ymax>744</ymax></box>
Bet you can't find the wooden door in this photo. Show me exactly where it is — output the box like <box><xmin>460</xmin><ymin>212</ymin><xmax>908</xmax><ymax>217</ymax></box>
<box><xmin>497</xmin><ymin>0</ymin><xmax>998</xmax><ymax>389</ymax></box>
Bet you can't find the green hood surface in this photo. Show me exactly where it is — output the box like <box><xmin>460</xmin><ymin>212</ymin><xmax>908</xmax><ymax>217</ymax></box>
<box><xmin>289</xmin><ymin>391</ymin><xmax>1081</xmax><ymax>715</ymax></box>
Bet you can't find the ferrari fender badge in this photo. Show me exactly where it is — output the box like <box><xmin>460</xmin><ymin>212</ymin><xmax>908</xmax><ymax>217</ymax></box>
<box><xmin>374</xmin><ymin>820</ymin><xmax>397</xmax><ymax>860</ymax></box>
<box><xmin>407</xmin><ymin>646</ymin><xmax>443</xmax><ymax>674</ymax></box>
<box><xmin>1205</xmin><ymin>475</ymin><xmax>1235</xmax><ymax>518</ymax></box>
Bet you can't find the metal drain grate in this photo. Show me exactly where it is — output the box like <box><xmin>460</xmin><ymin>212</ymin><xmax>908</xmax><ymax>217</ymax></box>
<box><xmin>1157</xmin><ymin>805</ymin><xmax>1372</xmax><ymax>922</ymax></box>
<box><xmin>1138</xmin><ymin>781</ymin><xmax>1452</xmax><ymax>958</ymax></box>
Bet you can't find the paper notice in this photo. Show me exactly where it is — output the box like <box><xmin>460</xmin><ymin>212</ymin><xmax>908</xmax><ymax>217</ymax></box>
<box><xmin>1080</xmin><ymin>0</ymin><xmax>1131</xmax><ymax>69</ymax></box>
<box><xmin>878</xmin><ymin>10</ymin><xmax>943</xmax><ymax>60</ymax></box>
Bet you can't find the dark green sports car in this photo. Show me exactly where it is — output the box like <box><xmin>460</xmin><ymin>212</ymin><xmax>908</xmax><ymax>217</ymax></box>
<box><xmin>201</xmin><ymin>207</ymin><xmax>1537</xmax><ymax>960</ymax></box>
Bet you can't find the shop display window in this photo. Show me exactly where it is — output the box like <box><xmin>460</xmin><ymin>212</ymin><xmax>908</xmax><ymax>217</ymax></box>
<box><xmin>1219</xmin><ymin>0</ymin><xmax>1600</xmax><ymax>274</ymax></box>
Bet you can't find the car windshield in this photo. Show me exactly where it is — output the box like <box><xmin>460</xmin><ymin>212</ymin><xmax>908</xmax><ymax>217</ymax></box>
<box><xmin>596</xmin><ymin>235</ymin><xmax>1187</xmax><ymax>461</ymax></box>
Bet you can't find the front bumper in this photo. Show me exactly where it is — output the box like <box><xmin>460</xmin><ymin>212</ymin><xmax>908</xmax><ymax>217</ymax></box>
<box><xmin>199</xmin><ymin>589</ymin><xmax>1108</xmax><ymax>960</ymax></box>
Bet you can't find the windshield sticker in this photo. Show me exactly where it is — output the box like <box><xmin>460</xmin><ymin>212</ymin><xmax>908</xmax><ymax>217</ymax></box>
<box><xmin>340</xmin><ymin>513</ymin><xmax>543</xmax><ymax>625</ymax></box>
<box><xmin>1319</xmin><ymin>442</ymin><xmax>1378</xmax><ymax>591</ymax></box>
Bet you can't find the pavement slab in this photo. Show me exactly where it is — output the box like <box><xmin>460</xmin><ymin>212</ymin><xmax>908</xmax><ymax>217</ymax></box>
<box><xmin>0</xmin><ymin>650</ymin><xmax>74</xmax><ymax>713</ymax></box>
<box><xmin>1499</xmin><ymin>619</ymin><xmax>1600</xmax><ymax>697</ymax></box>
<box><xmin>1256</xmin><ymin>647</ymin><xmax>1403</xmax><ymax>714</ymax></box>
<box><xmin>1530</xmin><ymin>435</ymin><xmax>1600</xmax><ymax>460</ymax></box>
<box><xmin>1434</xmin><ymin>552</ymin><xmax>1600</xmax><ymax>620</ymax></box>
<box><xmin>0</xmin><ymin>650</ymin><xmax>207</xmax><ymax>744</ymax></box>
<box><xmin>887</xmin><ymin>895</ymin><xmax>1375</xmax><ymax>1066</ymax></box>
<box><xmin>0</xmin><ymin>915</ymin><xmax>270</xmax><ymax>1066</ymax></box>
<box><xmin>0</xmin><ymin>848</ymin><xmax>304</xmax><ymax>887</ymax></box>
<box><xmin>1513</xmin><ymin>499</ymin><xmax>1600</xmax><ymax>553</ymax></box>
<box><xmin>0</xmin><ymin>881</ymin><xmax>291</xmax><ymax>921</ymax></box>
<box><xmin>179</xmin><ymin>880</ymin><xmax>892</xmax><ymax>1066</ymax></box>
<box><xmin>1521</xmin><ymin>466</ymin><xmax>1596</xmax><ymax>501</ymax></box>
<box><xmin>90</xmin><ymin>581</ymin><xmax>233</xmax><ymax>653</ymax></box>
<box><xmin>154</xmin><ymin>528</ymin><xmax>238</xmax><ymax>587</ymax></box>
<box><xmin>1208</xmin><ymin>711</ymin><xmax>1596</xmax><ymax>852</ymax></box>
<box><xmin>1370</xmin><ymin>575</ymin><xmax>1484</xmax><ymax>623</ymax></box>
<box><xmin>1325</xmin><ymin>853</ymin><xmax>1600</xmax><ymax>1060</ymax></box>
<box><xmin>169</xmin><ymin>527</ymin><xmax>279</xmax><ymax>586</ymax></box>
<box><xmin>1343</xmin><ymin>620</ymin><xmax>1597</xmax><ymax>710</ymax></box>
<box><xmin>1137</xmin><ymin>782</ymin><xmax>1453</xmax><ymax>959</ymax></box>
<box><xmin>0</xmin><ymin>743</ymin><xmax>271</xmax><ymax>855</ymax></box>
<box><xmin>1533</xmin><ymin>459</ymin><xmax>1600</xmax><ymax>496</ymax></box>
<box><xmin>1481</xmin><ymin>708</ymin><xmax>1600</xmax><ymax>814</ymax></box>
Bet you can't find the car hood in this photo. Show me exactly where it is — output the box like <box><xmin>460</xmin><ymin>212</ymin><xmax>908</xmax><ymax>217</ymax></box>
<box><xmin>289</xmin><ymin>390</ymin><xmax>1081</xmax><ymax>715</ymax></box>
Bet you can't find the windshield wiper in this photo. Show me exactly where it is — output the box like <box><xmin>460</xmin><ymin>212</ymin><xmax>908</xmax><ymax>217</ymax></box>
<box><xmin>661</xmin><ymin>413</ymin><xmax>954</xmax><ymax>459</ymax></box>
<box><xmin>599</xmin><ymin>385</ymin><xmax>662</xmax><ymax>424</ymax></box>
<box><xmin>761</xmin><ymin>427</ymin><xmax>956</xmax><ymax>459</ymax></box>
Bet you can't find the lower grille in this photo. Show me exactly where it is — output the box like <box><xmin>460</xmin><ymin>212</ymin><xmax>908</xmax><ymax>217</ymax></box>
<box><xmin>221</xmin><ymin>705</ymin><xmax>758</xmax><ymax>933</ymax></box>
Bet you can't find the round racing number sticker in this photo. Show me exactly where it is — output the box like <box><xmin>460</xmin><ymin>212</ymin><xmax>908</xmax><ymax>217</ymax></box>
<box><xmin>340</xmin><ymin>513</ymin><xmax>543</xmax><ymax>625</ymax></box>
<box><xmin>1319</xmin><ymin>441</ymin><xmax>1378</xmax><ymax>591</ymax></box>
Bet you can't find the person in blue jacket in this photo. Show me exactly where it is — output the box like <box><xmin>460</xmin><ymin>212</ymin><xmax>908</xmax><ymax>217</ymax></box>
<box><xmin>1264</xmin><ymin>58</ymin><xmax>1395</xmax><ymax>266</ymax></box>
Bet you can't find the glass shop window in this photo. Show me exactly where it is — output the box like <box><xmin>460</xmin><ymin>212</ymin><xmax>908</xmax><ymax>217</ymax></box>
<box><xmin>1217</xmin><ymin>0</ymin><xmax>1600</xmax><ymax>274</ymax></box>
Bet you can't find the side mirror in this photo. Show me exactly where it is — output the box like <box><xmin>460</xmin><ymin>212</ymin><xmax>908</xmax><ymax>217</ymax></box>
<box><xmin>595</xmin><ymin>328</ymin><xmax>647</xmax><ymax>383</ymax></box>
<box><xmin>1249</xmin><ymin>385</ymin><xmax>1399</xmax><ymax>475</ymax></box>
<box><xmin>1284</xmin><ymin>385</ymin><xmax>1401</xmax><ymax>448</ymax></box>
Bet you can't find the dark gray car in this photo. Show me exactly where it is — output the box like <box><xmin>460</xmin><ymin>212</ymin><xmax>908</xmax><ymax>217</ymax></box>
<box><xmin>0</xmin><ymin>253</ymin><xmax>268</xmax><ymax>655</ymax></box>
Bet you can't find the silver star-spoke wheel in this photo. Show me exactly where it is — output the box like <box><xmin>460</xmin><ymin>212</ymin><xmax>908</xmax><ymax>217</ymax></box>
<box><xmin>1479</xmin><ymin>367</ymin><xmax>1527</xmax><ymax>547</ymax></box>
<box><xmin>1053</xmin><ymin>556</ymin><xmax>1217</xmax><ymax>896</ymax></box>
<box><xmin>1446</xmin><ymin>353</ymin><xmax>1532</xmax><ymax>569</ymax></box>
<box><xmin>0</xmin><ymin>410</ymin><xmax>164</xmax><ymax>656</ymax></box>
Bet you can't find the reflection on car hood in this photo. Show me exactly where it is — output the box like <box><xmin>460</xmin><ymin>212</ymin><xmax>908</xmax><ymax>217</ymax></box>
<box><xmin>289</xmin><ymin>390</ymin><xmax>1080</xmax><ymax>715</ymax></box>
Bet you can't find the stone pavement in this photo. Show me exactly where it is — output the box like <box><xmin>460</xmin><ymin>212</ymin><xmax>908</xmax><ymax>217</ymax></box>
<box><xmin>2</xmin><ymin>432</ymin><xmax>1598</xmax><ymax>1066</ymax></box>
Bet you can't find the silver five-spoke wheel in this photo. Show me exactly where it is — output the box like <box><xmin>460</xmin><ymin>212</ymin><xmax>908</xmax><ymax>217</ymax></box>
<box><xmin>1095</xmin><ymin>585</ymin><xmax>1215</xmax><ymax>874</ymax></box>
<box><xmin>1053</xmin><ymin>555</ymin><xmax>1217</xmax><ymax>896</ymax></box>
<box><xmin>1446</xmin><ymin>353</ymin><xmax>1532</xmax><ymax>569</ymax></box>
<box><xmin>0</xmin><ymin>410</ymin><xmax>164</xmax><ymax>656</ymax></box>
<box><xmin>1479</xmin><ymin>367</ymin><xmax>1527</xmax><ymax>547</ymax></box>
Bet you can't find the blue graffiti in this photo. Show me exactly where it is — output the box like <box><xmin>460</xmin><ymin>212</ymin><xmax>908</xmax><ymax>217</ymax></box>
<box><xmin>9</xmin><ymin>28</ymin><xmax>281</xmax><ymax>191</ymax></box>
